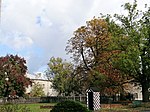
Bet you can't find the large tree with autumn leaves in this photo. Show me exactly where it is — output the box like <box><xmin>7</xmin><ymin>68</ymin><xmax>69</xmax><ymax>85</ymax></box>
<box><xmin>66</xmin><ymin>18</ymin><xmax>125</xmax><ymax>95</ymax></box>
<box><xmin>66</xmin><ymin>1</ymin><xmax>150</xmax><ymax>102</ymax></box>
<box><xmin>0</xmin><ymin>55</ymin><xmax>32</xmax><ymax>97</ymax></box>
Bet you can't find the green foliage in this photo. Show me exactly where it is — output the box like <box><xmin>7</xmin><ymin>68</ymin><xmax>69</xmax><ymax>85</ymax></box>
<box><xmin>132</xmin><ymin>100</ymin><xmax>142</xmax><ymax>108</ymax></box>
<box><xmin>50</xmin><ymin>100</ymin><xmax>90</xmax><ymax>112</ymax></box>
<box><xmin>0</xmin><ymin>54</ymin><xmax>32</xmax><ymax>97</ymax></box>
<box><xmin>47</xmin><ymin>57</ymin><xmax>73</xmax><ymax>77</ymax></box>
<box><xmin>47</xmin><ymin>57</ymin><xmax>73</xmax><ymax>94</ymax></box>
<box><xmin>31</xmin><ymin>82</ymin><xmax>45</xmax><ymax>97</ymax></box>
<box><xmin>0</xmin><ymin>104</ymin><xmax>31</xmax><ymax>112</ymax></box>
<box><xmin>111</xmin><ymin>0</ymin><xmax>150</xmax><ymax>101</ymax></box>
<box><xmin>46</xmin><ymin>57</ymin><xmax>79</xmax><ymax>95</ymax></box>
<box><xmin>99</xmin><ymin>0</ymin><xmax>150</xmax><ymax>101</ymax></box>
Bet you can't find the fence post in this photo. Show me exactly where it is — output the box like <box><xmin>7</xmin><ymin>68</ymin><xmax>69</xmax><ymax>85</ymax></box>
<box><xmin>74</xmin><ymin>95</ymin><xmax>75</xmax><ymax>101</ymax></box>
<box><xmin>80</xmin><ymin>94</ymin><xmax>81</xmax><ymax>102</ymax></box>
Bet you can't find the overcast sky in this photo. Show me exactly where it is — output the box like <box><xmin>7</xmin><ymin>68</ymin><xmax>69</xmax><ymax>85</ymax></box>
<box><xmin>0</xmin><ymin>0</ymin><xmax>149</xmax><ymax>74</ymax></box>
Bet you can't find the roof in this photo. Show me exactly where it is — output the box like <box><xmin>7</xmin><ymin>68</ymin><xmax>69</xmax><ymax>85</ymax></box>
<box><xmin>87</xmin><ymin>87</ymin><xmax>100</xmax><ymax>92</ymax></box>
<box><xmin>26</xmin><ymin>72</ymin><xmax>48</xmax><ymax>80</ymax></box>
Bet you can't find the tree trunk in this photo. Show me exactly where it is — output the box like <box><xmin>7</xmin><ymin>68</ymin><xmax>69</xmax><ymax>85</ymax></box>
<box><xmin>142</xmin><ymin>82</ymin><xmax>149</xmax><ymax>102</ymax></box>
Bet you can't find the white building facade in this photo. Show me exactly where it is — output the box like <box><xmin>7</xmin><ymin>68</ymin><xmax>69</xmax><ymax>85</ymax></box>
<box><xmin>26</xmin><ymin>73</ymin><xmax>58</xmax><ymax>96</ymax></box>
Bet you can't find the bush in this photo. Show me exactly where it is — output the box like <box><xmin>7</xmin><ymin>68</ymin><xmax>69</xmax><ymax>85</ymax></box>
<box><xmin>0</xmin><ymin>103</ymin><xmax>31</xmax><ymax>112</ymax></box>
<box><xmin>132</xmin><ymin>100</ymin><xmax>141</xmax><ymax>108</ymax></box>
<box><xmin>50</xmin><ymin>100</ymin><xmax>91</xmax><ymax>112</ymax></box>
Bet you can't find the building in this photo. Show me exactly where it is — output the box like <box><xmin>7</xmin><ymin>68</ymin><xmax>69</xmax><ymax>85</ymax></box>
<box><xmin>26</xmin><ymin>72</ymin><xmax>58</xmax><ymax>96</ymax></box>
<box><xmin>124</xmin><ymin>83</ymin><xmax>142</xmax><ymax>100</ymax></box>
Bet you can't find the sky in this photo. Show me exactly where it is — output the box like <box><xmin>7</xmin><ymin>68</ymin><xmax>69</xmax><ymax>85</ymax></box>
<box><xmin>0</xmin><ymin>0</ymin><xmax>149</xmax><ymax>74</ymax></box>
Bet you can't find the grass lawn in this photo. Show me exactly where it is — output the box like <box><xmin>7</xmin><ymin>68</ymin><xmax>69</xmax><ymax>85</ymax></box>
<box><xmin>17</xmin><ymin>103</ymin><xmax>150</xmax><ymax>112</ymax></box>
<box><xmin>1</xmin><ymin>102</ymin><xmax>150</xmax><ymax>112</ymax></box>
<box><xmin>21</xmin><ymin>103</ymin><xmax>55</xmax><ymax>112</ymax></box>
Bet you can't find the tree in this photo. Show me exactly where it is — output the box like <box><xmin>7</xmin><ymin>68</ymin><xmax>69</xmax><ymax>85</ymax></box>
<box><xmin>0</xmin><ymin>54</ymin><xmax>32</xmax><ymax>97</ymax></box>
<box><xmin>30</xmin><ymin>82</ymin><xmax>45</xmax><ymax>97</ymax></box>
<box><xmin>110</xmin><ymin>1</ymin><xmax>150</xmax><ymax>102</ymax></box>
<box><xmin>46</xmin><ymin>57</ymin><xmax>79</xmax><ymax>96</ymax></box>
<box><xmin>66</xmin><ymin>18</ymin><xmax>125</xmax><ymax>95</ymax></box>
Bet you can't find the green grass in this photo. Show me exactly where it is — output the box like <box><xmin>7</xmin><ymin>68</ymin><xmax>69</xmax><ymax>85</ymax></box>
<box><xmin>21</xmin><ymin>103</ymin><xmax>55</xmax><ymax>112</ymax></box>
<box><xmin>1</xmin><ymin>102</ymin><xmax>150</xmax><ymax>112</ymax></box>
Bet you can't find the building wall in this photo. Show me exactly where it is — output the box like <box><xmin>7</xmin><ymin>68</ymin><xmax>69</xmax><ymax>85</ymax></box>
<box><xmin>26</xmin><ymin>79</ymin><xmax>58</xmax><ymax>96</ymax></box>
<box><xmin>124</xmin><ymin>83</ymin><xmax>142</xmax><ymax>100</ymax></box>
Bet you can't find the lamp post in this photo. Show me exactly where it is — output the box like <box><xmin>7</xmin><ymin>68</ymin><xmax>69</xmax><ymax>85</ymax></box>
<box><xmin>5</xmin><ymin>72</ymin><xmax>9</xmax><ymax>97</ymax></box>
